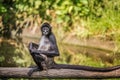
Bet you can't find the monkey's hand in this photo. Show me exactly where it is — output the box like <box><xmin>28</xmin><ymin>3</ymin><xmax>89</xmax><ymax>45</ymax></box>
<box><xmin>40</xmin><ymin>54</ymin><xmax>48</xmax><ymax>61</ymax></box>
<box><xmin>39</xmin><ymin>50</ymin><xmax>58</xmax><ymax>57</ymax></box>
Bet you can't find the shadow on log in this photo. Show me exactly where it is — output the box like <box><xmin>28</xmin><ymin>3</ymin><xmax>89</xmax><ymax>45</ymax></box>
<box><xmin>0</xmin><ymin>67</ymin><xmax>120</xmax><ymax>79</ymax></box>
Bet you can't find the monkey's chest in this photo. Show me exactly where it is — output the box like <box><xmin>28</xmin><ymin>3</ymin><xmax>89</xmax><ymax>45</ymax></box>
<box><xmin>38</xmin><ymin>37</ymin><xmax>54</xmax><ymax>51</ymax></box>
<box><xmin>40</xmin><ymin>40</ymin><xmax>51</xmax><ymax>51</ymax></box>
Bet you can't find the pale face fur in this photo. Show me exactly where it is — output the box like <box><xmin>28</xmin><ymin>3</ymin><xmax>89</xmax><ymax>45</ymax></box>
<box><xmin>42</xmin><ymin>26</ymin><xmax>50</xmax><ymax>36</ymax></box>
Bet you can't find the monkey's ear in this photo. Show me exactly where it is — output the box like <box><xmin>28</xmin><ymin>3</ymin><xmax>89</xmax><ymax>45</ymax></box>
<box><xmin>50</xmin><ymin>25</ymin><xmax>52</xmax><ymax>29</ymax></box>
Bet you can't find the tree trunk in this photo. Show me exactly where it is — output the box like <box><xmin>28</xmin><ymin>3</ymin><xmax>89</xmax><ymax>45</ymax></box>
<box><xmin>0</xmin><ymin>67</ymin><xmax>120</xmax><ymax>79</ymax></box>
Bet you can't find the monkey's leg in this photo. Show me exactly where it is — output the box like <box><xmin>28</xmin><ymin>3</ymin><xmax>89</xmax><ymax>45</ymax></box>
<box><xmin>28</xmin><ymin>66</ymin><xmax>40</xmax><ymax>76</ymax></box>
<box><xmin>28</xmin><ymin>53</ymin><xmax>44</xmax><ymax>76</ymax></box>
<box><xmin>40</xmin><ymin>54</ymin><xmax>48</xmax><ymax>70</ymax></box>
<box><xmin>28</xmin><ymin>53</ymin><xmax>48</xmax><ymax>76</ymax></box>
<box><xmin>28</xmin><ymin>53</ymin><xmax>43</xmax><ymax>76</ymax></box>
<box><xmin>41</xmin><ymin>61</ymin><xmax>47</xmax><ymax>70</ymax></box>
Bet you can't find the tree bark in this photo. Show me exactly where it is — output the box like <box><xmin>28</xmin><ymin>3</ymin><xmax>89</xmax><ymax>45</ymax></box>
<box><xmin>0</xmin><ymin>67</ymin><xmax>120</xmax><ymax>79</ymax></box>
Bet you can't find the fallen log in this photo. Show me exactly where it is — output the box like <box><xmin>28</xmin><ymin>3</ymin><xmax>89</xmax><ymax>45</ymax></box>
<box><xmin>0</xmin><ymin>67</ymin><xmax>120</xmax><ymax>79</ymax></box>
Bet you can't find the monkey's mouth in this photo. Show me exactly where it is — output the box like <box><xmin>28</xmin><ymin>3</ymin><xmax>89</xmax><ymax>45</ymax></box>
<box><xmin>43</xmin><ymin>32</ymin><xmax>48</xmax><ymax>35</ymax></box>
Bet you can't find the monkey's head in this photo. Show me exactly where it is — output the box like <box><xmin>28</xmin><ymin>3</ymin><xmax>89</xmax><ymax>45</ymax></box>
<box><xmin>41</xmin><ymin>22</ymin><xmax>52</xmax><ymax>36</ymax></box>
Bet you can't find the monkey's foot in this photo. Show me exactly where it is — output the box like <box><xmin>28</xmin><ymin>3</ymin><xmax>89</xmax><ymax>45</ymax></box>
<box><xmin>28</xmin><ymin>67</ymin><xmax>40</xmax><ymax>76</ymax></box>
<box><xmin>41</xmin><ymin>61</ymin><xmax>47</xmax><ymax>70</ymax></box>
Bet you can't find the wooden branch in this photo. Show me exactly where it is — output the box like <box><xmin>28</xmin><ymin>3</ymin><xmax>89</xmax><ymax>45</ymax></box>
<box><xmin>0</xmin><ymin>67</ymin><xmax>120</xmax><ymax>79</ymax></box>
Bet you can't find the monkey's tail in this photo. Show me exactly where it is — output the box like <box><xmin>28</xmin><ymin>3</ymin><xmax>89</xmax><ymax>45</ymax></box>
<box><xmin>52</xmin><ymin>64</ymin><xmax>120</xmax><ymax>72</ymax></box>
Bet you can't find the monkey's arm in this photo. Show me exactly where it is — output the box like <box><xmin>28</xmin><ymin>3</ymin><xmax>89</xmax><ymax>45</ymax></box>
<box><xmin>28</xmin><ymin>42</ymin><xmax>42</xmax><ymax>55</ymax></box>
<box><xmin>30</xmin><ymin>50</ymin><xmax>59</xmax><ymax>57</ymax></box>
<box><xmin>28</xmin><ymin>42</ymin><xmax>39</xmax><ymax>50</ymax></box>
<box><xmin>49</xmin><ymin>33</ymin><xmax>60</xmax><ymax>56</ymax></box>
<box><xmin>39</xmin><ymin>50</ymin><xmax>59</xmax><ymax>57</ymax></box>
<box><xmin>28</xmin><ymin>39</ymin><xmax>59</xmax><ymax>57</ymax></box>
<box><xmin>28</xmin><ymin>42</ymin><xmax>59</xmax><ymax>57</ymax></box>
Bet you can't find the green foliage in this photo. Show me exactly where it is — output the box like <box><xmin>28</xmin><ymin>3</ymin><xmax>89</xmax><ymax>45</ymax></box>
<box><xmin>0</xmin><ymin>0</ymin><xmax>120</xmax><ymax>67</ymax></box>
<box><xmin>0</xmin><ymin>56</ymin><xmax>5</xmax><ymax>62</ymax></box>
<box><xmin>0</xmin><ymin>39</ymin><xmax>32</xmax><ymax>67</ymax></box>
<box><xmin>0</xmin><ymin>0</ymin><xmax>119</xmax><ymax>36</ymax></box>
<box><xmin>0</xmin><ymin>4</ymin><xmax>7</xmax><ymax>13</ymax></box>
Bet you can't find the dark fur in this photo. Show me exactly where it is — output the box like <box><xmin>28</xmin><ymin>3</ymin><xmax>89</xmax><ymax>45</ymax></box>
<box><xmin>28</xmin><ymin>22</ymin><xmax>59</xmax><ymax>76</ymax></box>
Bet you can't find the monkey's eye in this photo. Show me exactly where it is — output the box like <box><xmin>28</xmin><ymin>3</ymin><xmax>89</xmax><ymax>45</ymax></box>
<box><xmin>42</xmin><ymin>27</ymin><xmax>49</xmax><ymax>31</ymax></box>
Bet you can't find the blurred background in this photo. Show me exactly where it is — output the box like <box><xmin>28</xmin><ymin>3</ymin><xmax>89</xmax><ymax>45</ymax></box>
<box><xmin>0</xmin><ymin>0</ymin><xmax>120</xmax><ymax>68</ymax></box>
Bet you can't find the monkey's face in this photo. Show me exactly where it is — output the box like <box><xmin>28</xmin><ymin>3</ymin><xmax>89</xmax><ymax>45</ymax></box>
<box><xmin>42</xmin><ymin>26</ymin><xmax>50</xmax><ymax>36</ymax></box>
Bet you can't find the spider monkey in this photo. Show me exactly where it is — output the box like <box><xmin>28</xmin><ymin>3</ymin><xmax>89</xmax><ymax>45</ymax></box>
<box><xmin>28</xmin><ymin>22</ymin><xmax>120</xmax><ymax>76</ymax></box>
<box><xmin>28</xmin><ymin>22</ymin><xmax>59</xmax><ymax>76</ymax></box>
